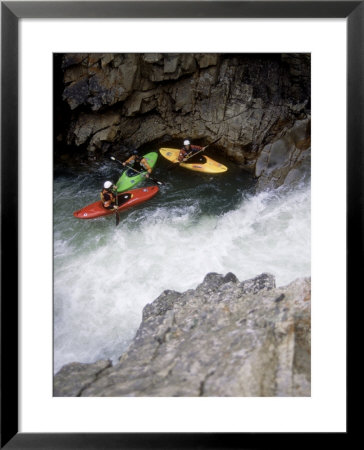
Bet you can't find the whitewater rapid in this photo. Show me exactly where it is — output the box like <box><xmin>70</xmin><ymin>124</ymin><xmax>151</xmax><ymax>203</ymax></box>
<box><xmin>54</xmin><ymin>169</ymin><xmax>310</xmax><ymax>373</ymax></box>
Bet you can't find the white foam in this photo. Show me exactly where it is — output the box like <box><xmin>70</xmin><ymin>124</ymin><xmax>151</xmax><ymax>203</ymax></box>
<box><xmin>54</xmin><ymin>183</ymin><xmax>310</xmax><ymax>372</ymax></box>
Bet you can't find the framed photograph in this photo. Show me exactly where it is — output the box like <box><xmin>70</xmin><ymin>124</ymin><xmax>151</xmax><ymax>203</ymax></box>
<box><xmin>2</xmin><ymin>1</ymin><xmax>356</xmax><ymax>448</ymax></box>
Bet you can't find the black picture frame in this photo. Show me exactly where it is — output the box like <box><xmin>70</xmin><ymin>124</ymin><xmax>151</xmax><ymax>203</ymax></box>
<box><xmin>1</xmin><ymin>1</ymin><xmax>357</xmax><ymax>448</ymax></box>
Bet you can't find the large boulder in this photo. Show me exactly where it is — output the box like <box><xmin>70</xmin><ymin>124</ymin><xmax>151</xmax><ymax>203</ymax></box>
<box><xmin>255</xmin><ymin>117</ymin><xmax>311</xmax><ymax>189</ymax></box>
<box><xmin>54</xmin><ymin>272</ymin><xmax>311</xmax><ymax>397</ymax></box>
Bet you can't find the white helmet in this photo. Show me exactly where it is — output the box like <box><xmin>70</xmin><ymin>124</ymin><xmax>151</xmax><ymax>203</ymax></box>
<box><xmin>104</xmin><ymin>181</ymin><xmax>113</xmax><ymax>189</ymax></box>
<box><xmin>183</xmin><ymin>139</ymin><xmax>190</xmax><ymax>146</ymax></box>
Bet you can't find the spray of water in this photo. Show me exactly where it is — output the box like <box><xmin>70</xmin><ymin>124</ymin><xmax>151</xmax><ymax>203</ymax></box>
<box><xmin>54</xmin><ymin>164</ymin><xmax>310</xmax><ymax>373</ymax></box>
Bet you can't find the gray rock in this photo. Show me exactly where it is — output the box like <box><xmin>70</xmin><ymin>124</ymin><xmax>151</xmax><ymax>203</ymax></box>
<box><xmin>240</xmin><ymin>272</ymin><xmax>276</xmax><ymax>294</ymax></box>
<box><xmin>53</xmin><ymin>359</ymin><xmax>112</xmax><ymax>397</ymax></box>
<box><xmin>142</xmin><ymin>53</ymin><xmax>163</xmax><ymax>64</ymax></box>
<box><xmin>255</xmin><ymin>118</ymin><xmax>311</xmax><ymax>190</ymax></box>
<box><xmin>55</xmin><ymin>273</ymin><xmax>310</xmax><ymax>397</ymax></box>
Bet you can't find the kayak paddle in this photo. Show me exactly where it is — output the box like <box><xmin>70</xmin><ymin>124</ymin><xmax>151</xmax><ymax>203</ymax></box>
<box><xmin>114</xmin><ymin>188</ymin><xmax>120</xmax><ymax>226</ymax></box>
<box><xmin>183</xmin><ymin>136</ymin><xmax>222</xmax><ymax>162</ymax></box>
<box><xmin>167</xmin><ymin>136</ymin><xmax>222</xmax><ymax>170</ymax></box>
<box><xmin>110</xmin><ymin>156</ymin><xmax>164</xmax><ymax>186</ymax></box>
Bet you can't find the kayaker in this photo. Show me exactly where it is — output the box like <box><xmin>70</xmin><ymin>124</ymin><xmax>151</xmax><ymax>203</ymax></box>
<box><xmin>100</xmin><ymin>181</ymin><xmax>118</xmax><ymax>210</ymax></box>
<box><xmin>123</xmin><ymin>150</ymin><xmax>152</xmax><ymax>178</ymax></box>
<box><xmin>178</xmin><ymin>139</ymin><xmax>206</xmax><ymax>162</ymax></box>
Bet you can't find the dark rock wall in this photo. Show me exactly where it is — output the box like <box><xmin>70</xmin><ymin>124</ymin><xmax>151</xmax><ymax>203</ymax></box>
<box><xmin>55</xmin><ymin>53</ymin><xmax>310</xmax><ymax>188</ymax></box>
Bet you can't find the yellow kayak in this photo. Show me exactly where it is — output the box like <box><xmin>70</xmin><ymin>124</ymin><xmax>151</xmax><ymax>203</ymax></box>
<box><xmin>159</xmin><ymin>148</ymin><xmax>228</xmax><ymax>173</ymax></box>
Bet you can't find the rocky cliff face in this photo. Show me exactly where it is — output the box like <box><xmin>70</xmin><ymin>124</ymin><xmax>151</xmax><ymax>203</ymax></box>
<box><xmin>54</xmin><ymin>272</ymin><xmax>311</xmax><ymax>397</ymax></box>
<box><xmin>55</xmin><ymin>53</ymin><xmax>311</xmax><ymax>189</ymax></box>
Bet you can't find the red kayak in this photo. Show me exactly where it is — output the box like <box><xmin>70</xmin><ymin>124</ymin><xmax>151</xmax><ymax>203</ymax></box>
<box><xmin>73</xmin><ymin>186</ymin><xmax>159</xmax><ymax>219</ymax></box>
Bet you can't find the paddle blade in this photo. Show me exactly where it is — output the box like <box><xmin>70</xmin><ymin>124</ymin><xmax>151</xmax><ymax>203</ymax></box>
<box><xmin>152</xmin><ymin>178</ymin><xmax>164</xmax><ymax>186</ymax></box>
<box><xmin>115</xmin><ymin>192</ymin><xmax>120</xmax><ymax>226</ymax></box>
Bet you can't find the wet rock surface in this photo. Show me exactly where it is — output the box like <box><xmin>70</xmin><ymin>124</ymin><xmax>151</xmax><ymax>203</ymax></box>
<box><xmin>55</xmin><ymin>53</ymin><xmax>311</xmax><ymax>189</ymax></box>
<box><xmin>54</xmin><ymin>272</ymin><xmax>311</xmax><ymax>397</ymax></box>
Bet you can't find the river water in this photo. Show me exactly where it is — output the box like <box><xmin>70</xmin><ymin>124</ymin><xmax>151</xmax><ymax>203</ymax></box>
<box><xmin>54</xmin><ymin>152</ymin><xmax>310</xmax><ymax>373</ymax></box>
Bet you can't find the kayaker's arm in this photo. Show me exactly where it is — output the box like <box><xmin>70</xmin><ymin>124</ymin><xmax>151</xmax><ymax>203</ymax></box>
<box><xmin>141</xmin><ymin>158</ymin><xmax>152</xmax><ymax>176</ymax></box>
<box><xmin>181</xmin><ymin>145</ymin><xmax>204</xmax><ymax>161</ymax></box>
<box><xmin>101</xmin><ymin>188</ymin><xmax>118</xmax><ymax>208</ymax></box>
<box><xmin>178</xmin><ymin>149</ymin><xmax>187</xmax><ymax>161</ymax></box>
<box><xmin>123</xmin><ymin>155</ymin><xmax>135</xmax><ymax>166</ymax></box>
<box><xmin>190</xmin><ymin>145</ymin><xmax>204</xmax><ymax>154</ymax></box>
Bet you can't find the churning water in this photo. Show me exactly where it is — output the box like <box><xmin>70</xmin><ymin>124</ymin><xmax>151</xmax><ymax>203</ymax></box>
<box><xmin>54</xmin><ymin>155</ymin><xmax>310</xmax><ymax>373</ymax></box>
